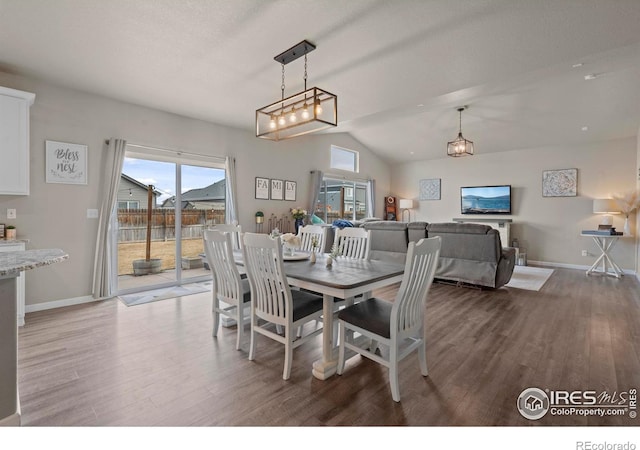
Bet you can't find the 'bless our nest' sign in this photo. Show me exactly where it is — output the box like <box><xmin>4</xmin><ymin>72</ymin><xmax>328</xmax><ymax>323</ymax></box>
<box><xmin>45</xmin><ymin>140</ymin><xmax>88</xmax><ymax>185</ymax></box>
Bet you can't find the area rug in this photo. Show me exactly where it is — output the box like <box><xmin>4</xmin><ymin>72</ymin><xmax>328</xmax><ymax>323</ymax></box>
<box><xmin>504</xmin><ymin>265</ymin><xmax>554</xmax><ymax>291</ymax></box>
<box><xmin>118</xmin><ymin>281</ymin><xmax>212</xmax><ymax>306</ymax></box>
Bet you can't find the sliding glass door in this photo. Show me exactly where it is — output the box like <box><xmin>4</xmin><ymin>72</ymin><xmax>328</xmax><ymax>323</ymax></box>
<box><xmin>116</xmin><ymin>152</ymin><xmax>225</xmax><ymax>294</ymax></box>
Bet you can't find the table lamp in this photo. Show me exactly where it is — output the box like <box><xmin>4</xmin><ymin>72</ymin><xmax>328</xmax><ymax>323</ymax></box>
<box><xmin>399</xmin><ymin>198</ymin><xmax>414</xmax><ymax>222</ymax></box>
<box><xmin>593</xmin><ymin>198</ymin><xmax>620</xmax><ymax>227</ymax></box>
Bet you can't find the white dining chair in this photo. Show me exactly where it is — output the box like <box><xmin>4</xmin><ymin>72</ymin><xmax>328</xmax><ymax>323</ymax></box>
<box><xmin>334</xmin><ymin>227</ymin><xmax>371</xmax><ymax>260</ymax></box>
<box><xmin>297</xmin><ymin>225</ymin><xmax>326</xmax><ymax>253</ymax></box>
<box><xmin>210</xmin><ymin>224</ymin><xmax>243</xmax><ymax>250</ymax></box>
<box><xmin>328</xmin><ymin>227</ymin><xmax>372</xmax><ymax>341</ymax></box>
<box><xmin>242</xmin><ymin>232</ymin><xmax>324</xmax><ymax>380</ymax></box>
<box><xmin>337</xmin><ymin>236</ymin><xmax>441</xmax><ymax>402</ymax></box>
<box><xmin>203</xmin><ymin>229</ymin><xmax>251</xmax><ymax>351</ymax></box>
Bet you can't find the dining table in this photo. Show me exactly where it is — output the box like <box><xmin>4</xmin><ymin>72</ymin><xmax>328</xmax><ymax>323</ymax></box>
<box><xmin>235</xmin><ymin>250</ymin><xmax>405</xmax><ymax>380</ymax></box>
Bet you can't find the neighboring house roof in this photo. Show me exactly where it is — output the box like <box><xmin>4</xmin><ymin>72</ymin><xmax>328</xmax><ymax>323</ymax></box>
<box><xmin>182</xmin><ymin>179</ymin><xmax>226</xmax><ymax>202</ymax></box>
<box><xmin>121</xmin><ymin>173</ymin><xmax>162</xmax><ymax>197</ymax></box>
<box><xmin>161</xmin><ymin>179</ymin><xmax>226</xmax><ymax>208</ymax></box>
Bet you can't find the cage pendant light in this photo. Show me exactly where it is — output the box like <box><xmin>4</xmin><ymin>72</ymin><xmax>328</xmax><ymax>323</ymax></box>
<box><xmin>447</xmin><ymin>106</ymin><xmax>474</xmax><ymax>157</ymax></box>
<box><xmin>256</xmin><ymin>40</ymin><xmax>338</xmax><ymax>141</ymax></box>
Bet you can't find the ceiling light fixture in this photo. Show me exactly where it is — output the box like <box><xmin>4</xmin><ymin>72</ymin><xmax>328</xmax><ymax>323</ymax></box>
<box><xmin>447</xmin><ymin>106</ymin><xmax>474</xmax><ymax>157</ymax></box>
<box><xmin>256</xmin><ymin>40</ymin><xmax>337</xmax><ymax>141</ymax></box>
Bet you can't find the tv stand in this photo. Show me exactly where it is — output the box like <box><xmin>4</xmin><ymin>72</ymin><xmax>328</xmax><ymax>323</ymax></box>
<box><xmin>453</xmin><ymin>218</ymin><xmax>512</xmax><ymax>248</ymax></box>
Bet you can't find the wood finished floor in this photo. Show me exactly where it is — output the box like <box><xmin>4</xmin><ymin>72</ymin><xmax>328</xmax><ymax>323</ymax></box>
<box><xmin>16</xmin><ymin>267</ymin><xmax>640</xmax><ymax>426</ymax></box>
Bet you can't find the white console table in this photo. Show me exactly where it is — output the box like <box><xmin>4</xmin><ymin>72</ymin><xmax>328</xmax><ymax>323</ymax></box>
<box><xmin>0</xmin><ymin>248</ymin><xmax>68</xmax><ymax>426</ymax></box>
<box><xmin>581</xmin><ymin>233</ymin><xmax>623</xmax><ymax>278</ymax></box>
<box><xmin>453</xmin><ymin>218</ymin><xmax>512</xmax><ymax>247</ymax></box>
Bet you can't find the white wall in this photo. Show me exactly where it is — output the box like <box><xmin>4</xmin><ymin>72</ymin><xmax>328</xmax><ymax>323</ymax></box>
<box><xmin>0</xmin><ymin>72</ymin><xmax>390</xmax><ymax>307</ymax></box>
<box><xmin>391</xmin><ymin>138</ymin><xmax>638</xmax><ymax>270</ymax></box>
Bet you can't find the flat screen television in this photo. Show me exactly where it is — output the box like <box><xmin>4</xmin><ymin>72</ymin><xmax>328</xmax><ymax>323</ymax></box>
<box><xmin>460</xmin><ymin>185</ymin><xmax>511</xmax><ymax>215</ymax></box>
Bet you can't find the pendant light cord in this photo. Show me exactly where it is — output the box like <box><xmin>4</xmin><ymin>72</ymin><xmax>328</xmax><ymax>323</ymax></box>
<box><xmin>304</xmin><ymin>53</ymin><xmax>308</xmax><ymax>91</ymax></box>
<box><xmin>281</xmin><ymin>63</ymin><xmax>285</xmax><ymax>101</ymax></box>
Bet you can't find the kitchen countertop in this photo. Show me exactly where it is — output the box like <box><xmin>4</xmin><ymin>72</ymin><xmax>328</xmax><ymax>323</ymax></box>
<box><xmin>0</xmin><ymin>248</ymin><xmax>68</xmax><ymax>276</ymax></box>
<box><xmin>0</xmin><ymin>239</ymin><xmax>29</xmax><ymax>247</ymax></box>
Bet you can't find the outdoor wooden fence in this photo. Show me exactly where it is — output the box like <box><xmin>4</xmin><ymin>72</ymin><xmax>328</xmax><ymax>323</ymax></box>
<box><xmin>117</xmin><ymin>209</ymin><xmax>225</xmax><ymax>242</ymax></box>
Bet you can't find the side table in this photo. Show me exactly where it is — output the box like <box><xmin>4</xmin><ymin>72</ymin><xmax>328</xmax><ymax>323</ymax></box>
<box><xmin>581</xmin><ymin>233</ymin><xmax>623</xmax><ymax>278</ymax></box>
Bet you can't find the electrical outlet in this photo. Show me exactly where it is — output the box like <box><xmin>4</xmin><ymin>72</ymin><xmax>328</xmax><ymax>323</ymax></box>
<box><xmin>87</xmin><ymin>209</ymin><xmax>99</xmax><ymax>219</ymax></box>
<box><xmin>581</xmin><ymin>250</ymin><xmax>589</xmax><ymax>257</ymax></box>
<box><xmin>7</xmin><ymin>208</ymin><xmax>16</xmax><ymax>219</ymax></box>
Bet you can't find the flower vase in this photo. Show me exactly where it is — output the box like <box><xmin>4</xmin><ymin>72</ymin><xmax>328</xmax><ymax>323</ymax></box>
<box><xmin>294</xmin><ymin>218</ymin><xmax>304</xmax><ymax>235</ymax></box>
<box><xmin>326</xmin><ymin>255</ymin><xmax>333</xmax><ymax>267</ymax></box>
<box><xmin>624</xmin><ymin>217</ymin><xmax>631</xmax><ymax>236</ymax></box>
<box><xmin>310</xmin><ymin>252</ymin><xmax>316</xmax><ymax>263</ymax></box>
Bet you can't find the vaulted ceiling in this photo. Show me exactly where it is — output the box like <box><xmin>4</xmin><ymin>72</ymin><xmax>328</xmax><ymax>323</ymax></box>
<box><xmin>1</xmin><ymin>0</ymin><xmax>639</xmax><ymax>163</ymax></box>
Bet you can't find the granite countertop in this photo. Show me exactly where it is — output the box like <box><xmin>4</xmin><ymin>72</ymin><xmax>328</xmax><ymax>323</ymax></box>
<box><xmin>0</xmin><ymin>248</ymin><xmax>68</xmax><ymax>276</ymax></box>
<box><xmin>0</xmin><ymin>239</ymin><xmax>29</xmax><ymax>246</ymax></box>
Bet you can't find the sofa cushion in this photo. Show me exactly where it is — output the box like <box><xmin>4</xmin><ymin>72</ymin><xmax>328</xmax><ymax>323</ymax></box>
<box><xmin>362</xmin><ymin>221</ymin><xmax>409</xmax><ymax>263</ymax></box>
<box><xmin>407</xmin><ymin>221</ymin><xmax>428</xmax><ymax>242</ymax></box>
<box><xmin>427</xmin><ymin>222</ymin><xmax>492</xmax><ymax>235</ymax></box>
<box><xmin>427</xmin><ymin>223</ymin><xmax>500</xmax><ymax>262</ymax></box>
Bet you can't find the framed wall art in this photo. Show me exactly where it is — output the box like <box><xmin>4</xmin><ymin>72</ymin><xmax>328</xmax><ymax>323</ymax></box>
<box><xmin>419</xmin><ymin>178</ymin><xmax>441</xmax><ymax>200</ymax></box>
<box><xmin>270</xmin><ymin>179</ymin><xmax>284</xmax><ymax>200</ymax></box>
<box><xmin>255</xmin><ymin>177</ymin><xmax>270</xmax><ymax>199</ymax></box>
<box><xmin>542</xmin><ymin>168</ymin><xmax>577</xmax><ymax>197</ymax></box>
<box><xmin>285</xmin><ymin>180</ymin><xmax>296</xmax><ymax>201</ymax></box>
<box><xmin>45</xmin><ymin>140</ymin><xmax>88</xmax><ymax>185</ymax></box>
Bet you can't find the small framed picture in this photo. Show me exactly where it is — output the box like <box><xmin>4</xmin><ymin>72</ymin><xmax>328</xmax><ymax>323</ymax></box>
<box><xmin>45</xmin><ymin>140</ymin><xmax>88</xmax><ymax>185</ymax></box>
<box><xmin>542</xmin><ymin>168</ymin><xmax>577</xmax><ymax>197</ymax></box>
<box><xmin>0</xmin><ymin>223</ymin><xmax>4</xmax><ymax>239</ymax></box>
<box><xmin>419</xmin><ymin>178</ymin><xmax>441</xmax><ymax>200</ymax></box>
<box><xmin>285</xmin><ymin>180</ymin><xmax>296</xmax><ymax>201</ymax></box>
<box><xmin>255</xmin><ymin>177</ymin><xmax>269</xmax><ymax>200</ymax></box>
<box><xmin>270</xmin><ymin>179</ymin><xmax>284</xmax><ymax>200</ymax></box>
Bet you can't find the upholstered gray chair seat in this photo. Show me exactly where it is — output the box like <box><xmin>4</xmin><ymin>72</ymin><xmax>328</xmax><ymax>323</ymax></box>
<box><xmin>337</xmin><ymin>297</ymin><xmax>392</xmax><ymax>338</ymax></box>
<box><xmin>291</xmin><ymin>290</ymin><xmax>323</xmax><ymax>321</ymax></box>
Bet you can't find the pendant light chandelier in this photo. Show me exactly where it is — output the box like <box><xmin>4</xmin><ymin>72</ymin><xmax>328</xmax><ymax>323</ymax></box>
<box><xmin>447</xmin><ymin>106</ymin><xmax>474</xmax><ymax>157</ymax></box>
<box><xmin>256</xmin><ymin>40</ymin><xmax>337</xmax><ymax>141</ymax></box>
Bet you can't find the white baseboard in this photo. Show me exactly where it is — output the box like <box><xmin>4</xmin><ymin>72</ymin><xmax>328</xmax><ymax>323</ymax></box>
<box><xmin>25</xmin><ymin>295</ymin><xmax>97</xmax><ymax>314</ymax></box>
<box><xmin>528</xmin><ymin>260</ymin><xmax>636</xmax><ymax>275</ymax></box>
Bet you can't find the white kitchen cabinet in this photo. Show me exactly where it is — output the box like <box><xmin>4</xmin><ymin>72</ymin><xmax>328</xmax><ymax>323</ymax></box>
<box><xmin>0</xmin><ymin>86</ymin><xmax>35</xmax><ymax>195</ymax></box>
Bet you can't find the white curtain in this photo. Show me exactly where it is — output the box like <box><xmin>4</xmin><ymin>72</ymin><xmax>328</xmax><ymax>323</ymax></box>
<box><xmin>92</xmin><ymin>138</ymin><xmax>127</xmax><ymax>299</ymax></box>
<box><xmin>308</xmin><ymin>170</ymin><xmax>324</xmax><ymax>216</ymax></box>
<box><xmin>366</xmin><ymin>179</ymin><xmax>376</xmax><ymax>218</ymax></box>
<box><xmin>225</xmin><ymin>156</ymin><xmax>238</xmax><ymax>225</ymax></box>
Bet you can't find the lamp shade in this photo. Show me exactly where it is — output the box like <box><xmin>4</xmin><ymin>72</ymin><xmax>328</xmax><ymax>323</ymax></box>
<box><xmin>399</xmin><ymin>199</ymin><xmax>414</xmax><ymax>209</ymax></box>
<box><xmin>593</xmin><ymin>198</ymin><xmax>620</xmax><ymax>214</ymax></box>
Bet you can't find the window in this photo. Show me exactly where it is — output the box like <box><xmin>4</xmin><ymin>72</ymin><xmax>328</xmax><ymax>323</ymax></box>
<box><xmin>330</xmin><ymin>145</ymin><xmax>358</xmax><ymax>172</ymax></box>
<box><xmin>316</xmin><ymin>178</ymin><xmax>368</xmax><ymax>222</ymax></box>
<box><xmin>118</xmin><ymin>200</ymin><xmax>139</xmax><ymax>210</ymax></box>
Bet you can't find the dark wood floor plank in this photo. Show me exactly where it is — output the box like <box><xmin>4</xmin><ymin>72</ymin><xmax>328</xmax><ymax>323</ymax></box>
<box><xmin>16</xmin><ymin>266</ymin><xmax>640</xmax><ymax>426</ymax></box>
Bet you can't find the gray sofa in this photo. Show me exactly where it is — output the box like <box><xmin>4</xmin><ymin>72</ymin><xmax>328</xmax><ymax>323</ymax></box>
<box><xmin>360</xmin><ymin>221</ymin><xmax>516</xmax><ymax>289</ymax></box>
